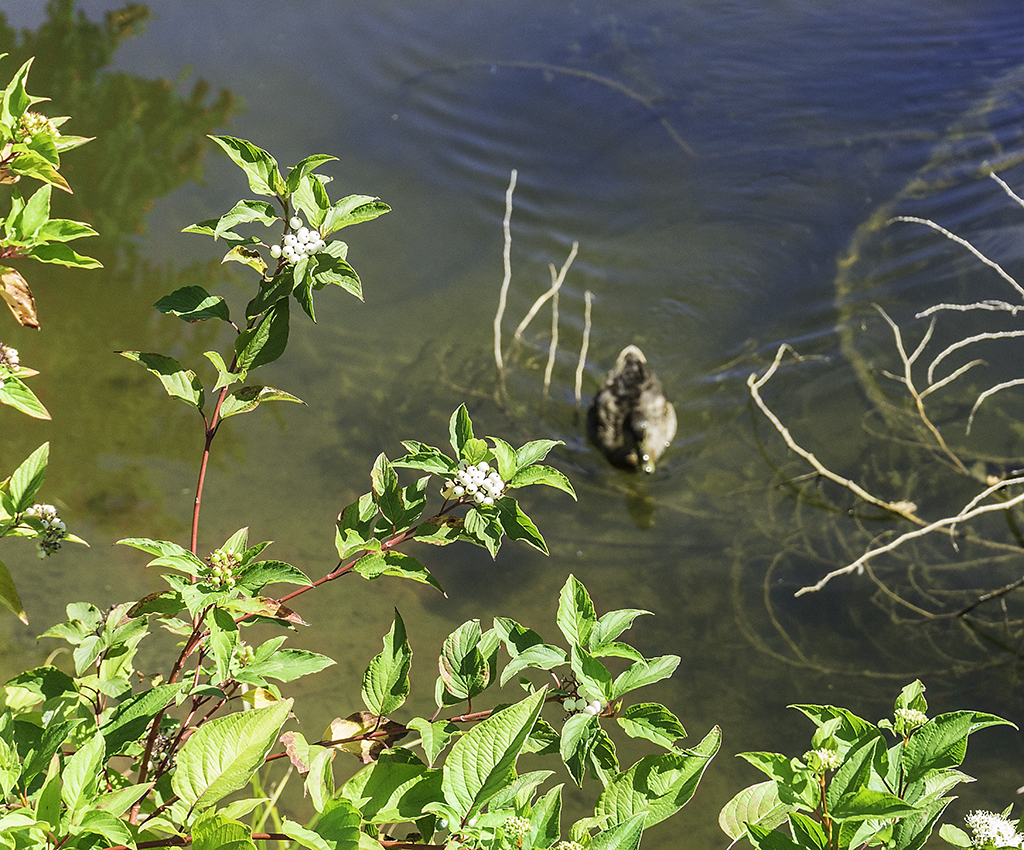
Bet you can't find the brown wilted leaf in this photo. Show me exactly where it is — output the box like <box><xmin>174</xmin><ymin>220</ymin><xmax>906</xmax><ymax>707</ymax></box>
<box><xmin>324</xmin><ymin>711</ymin><xmax>408</xmax><ymax>763</ymax></box>
<box><xmin>0</xmin><ymin>267</ymin><xmax>38</xmax><ymax>328</ymax></box>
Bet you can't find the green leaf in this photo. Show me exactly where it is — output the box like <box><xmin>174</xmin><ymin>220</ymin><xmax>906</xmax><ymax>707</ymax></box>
<box><xmin>572</xmin><ymin>645</ymin><xmax>613</xmax><ymax>701</ymax></box>
<box><xmin>314</xmin><ymin>797</ymin><xmax>361</xmax><ymax>850</ymax></box>
<box><xmin>594</xmin><ymin>725</ymin><xmax>721</xmax><ymax>829</ymax></box>
<box><xmin>34</xmin><ymin>217</ymin><xmax>98</xmax><ymax>243</ymax></box>
<box><xmin>902</xmin><ymin>711</ymin><xmax>1014</xmax><ymax>785</ymax></box>
<box><xmin>214</xmin><ymin>199</ymin><xmax>278</xmax><ymax>240</ymax></box>
<box><xmin>495</xmin><ymin>497</ymin><xmax>548</xmax><ymax>554</ymax></box>
<box><xmin>321</xmin><ymin>195</ymin><xmax>391</xmax><ymax>237</ymax></box>
<box><xmin>61</xmin><ymin>730</ymin><xmax>104</xmax><ymax>813</ymax></box>
<box><xmin>618</xmin><ymin>703</ymin><xmax>686</xmax><ymax>749</ymax></box>
<box><xmin>529</xmin><ymin>783</ymin><xmax>563</xmax><ymax>848</ymax></box>
<box><xmin>293</xmin><ymin>172</ymin><xmax>332</xmax><ymax>225</ymax></box>
<box><xmin>938</xmin><ymin>824</ymin><xmax>972</xmax><ymax>849</ymax></box>
<box><xmin>209</xmin><ymin>135</ymin><xmax>284</xmax><ymax>196</ymax></box>
<box><xmin>394</xmin><ymin>445</ymin><xmax>457</xmax><ymax>476</ymax></box>
<box><xmin>1</xmin><ymin>58</ymin><xmax>36</xmax><ymax>127</ymax></box>
<box><xmin>745</xmin><ymin>821</ymin><xmax>802</xmax><ymax>850</ymax></box>
<box><xmin>219</xmin><ymin>385</ymin><xmax>306</xmax><ymax>420</ymax></box>
<box><xmin>118</xmin><ymin>351</ymin><xmax>204</xmax><ymax>410</ymax></box>
<box><xmin>285</xmin><ymin>154</ymin><xmax>338</xmax><ymax>195</ymax></box>
<box><xmin>192</xmin><ymin>811</ymin><xmax>258</xmax><ymax>850</ymax></box>
<box><xmin>204</xmin><ymin>350</ymin><xmax>245</xmax><ymax>390</ymax></box>
<box><xmin>441</xmin><ymin>688</ymin><xmax>546</xmax><ymax>817</ymax></box>
<box><xmin>507</xmin><ymin>464</ymin><xmax>576</xmax><ymax>499</ymax></box>
<box><xmin>8</xmin><ymin>442</ymin><xmax>47</xmax><ymax>513</ymax></box>
<box><xmin>514</xmin><ymin>439</ymin><xmax>562</xmax><ymax>469</ymax></box>
<box><xmin>235</xmin><ymin>560</ymin><xmax>311</xmax><ymax>594</ymax></box>
<box><xmin>407</xmin><ymin>718</ymin><xmax>459</xmax><ymax>768</ymax></box>
<box><xmin>500</xmin><ymin>644</ymin><xmax>567</xmax><ymax>687</ymax></box>
<box><xmin>449</xmin><ymin>404</ymin><xmax>474</xmax><ymax>456</ymax></box>
<box><xmin>829</xmin><ymin>788</ymin><xmax>922</xmax><ymax>823</ymax></box>
<box><xmin>236</xmin><ymin>650</ymin><xmax>335</xmax><ymax>684</ymax></box>
<box><xmin>0</xmin><ymin>558</ymin><xmax>26</xmax><ymax>623</ymax></box>
<box><xmin>352</xmin><ymin>551</ymin><xmax>444</xmax><ymax>594</ymax></box>
<box><xmin>362</xmin><ymin>611</ymin><xmax>412</xmax><ymax>716</ymax></box>
<box><xmin>309</xmin><ymin>247</ymin><xmax>363</xmax><ymax>301</ymax></box>
<box><xmin>560</xmin><ymin>711</ymin><xmax>600</xmax><ymax>786</ymax></box>
<box><xmin>371</xmin><ymin>453</ymin><xmax>404</xmax><ymax>525</ymax></box>
<box><xmin>35</xmin><ymin>753</ymin><xmax>62</xmax><ymax>830</ymax></box>
<box><xmin>718</xmin><ymin>780</ymin><xmax>793</xmax><ymax>841</ymax></box>
<box><xmin>172</xmin><ymin>698</ymin><xmax>293</xmax><ymax>810</ymax></box>
<box><xmin>235</xmin><ymin>298</ymin><xmax>290</xmax><ymax>371</ymax></box>
<box><xmin>116</xmin><ymin>537</ymin><xmax>207</xmax><ymax>575</ymax></box>
<box><xmin>0</xmin><ymin>374</ymin><xmax>50</xmax><ymax>419</ymax></box>
<box><xmin>590</xmin><ymin>609</ymin><xmax>651</xmax><ymax>653</ymax></box>
<box><xmin>589</xmin><ymin>812</ymin><xmax>647</xmax><ymax>850</ymax></box>
<box><xmin>154</xmin><ymin>286</ymin><xmax>231</xmax><ymax>322</ymax></box>
<box><xmin>101</xmin><ymin>684</ymin><xmax>184</xmax><ymax>756</ymax></box>
<box><xmin>788</xmin><ymin>812</ymin><xmax>829</xmax><ymax>850</ymax></box>
<box><xmin>25</xmin><ymin>242</ymin><xmax>100</xmax><ymax>267</ymax></box>
<box><xmin>335</xmin><ymin>493</ymin><xmax>379</xmax><ymax>560</ymax></box>
<box><xmin>611</xmin><ymin>655</ymin><xmax>681</xmax><ymax>700</ymax></box>
<box><xmin>557</xmin><ymin>575</ymin><xmax>596</xmax><ymax>648</ymax></box>
<box><xmin>437</xmin><ymin>619</ymin><xmax>489</xmax><ymax>703</ymax></box>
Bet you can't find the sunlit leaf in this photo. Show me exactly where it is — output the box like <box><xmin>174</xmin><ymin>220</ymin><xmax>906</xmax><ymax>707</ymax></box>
<box><xmin>362</xmin><ymin>610</ymin><xmax>412</xmax><ymax>716</ymax></box>
<box><xmin>118</xmin><ymin>351</ymin><xmax>204</xmax><ymax>410</ymax></box>
<box><xmin>155</xmin><ymin>285</ymin><xmax>231</xmax><ymax>322</ymax></box>
<box><xmin>0</xmin><ymin>373</ymin><xmax>49</xmax><ymax>418</ymax></box>
<box><xmin>173</xmin><ymin>698</ymin><xmax>293</xmax><ymax>810</ymax></box>
<box><xmin>0</xmin><ymin>557</ymin><xmax>26</xmax><ymax>623</ymax></box>
<box><xmin>219</xmin><ymin>385</ymin><xmax>305</xmax><ymax>420</ymax></box>
<box><xmin>209</xmin><ymin>135</ymin><xmax>284</xmax><ymax>197</ymax></box>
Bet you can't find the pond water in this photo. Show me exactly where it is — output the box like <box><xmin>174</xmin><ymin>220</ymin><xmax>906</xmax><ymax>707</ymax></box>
<box><xmin>4</xmin><ymin>1</ymin><xmax>1024</xmax><ymax>846</ymax></box>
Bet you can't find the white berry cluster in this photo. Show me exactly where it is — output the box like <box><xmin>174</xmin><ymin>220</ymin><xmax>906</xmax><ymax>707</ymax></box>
<box><xmin>562</xmin><ymin>695</ymin><xmax>604</xmax><ymax>716</ymax></box>
<box><xmin>443</xmin><ymin>461</ymin><xmax>506</xmax><ymax>506</ymax></box>
<box><xmin>270</xmin><ymin>216</ymin><xmax>325</xmax><ymax>265</ymax></box>
<box><xmin>553</xmin><ymin>842</ymin><xmax>584</xmax><ymax>850</ymax></box>
<box><xmin>17</xmin><ymin>111</ymin><xmax>60</xmax><ymax>141</ymax></box>
<box><xmin>208</xmin><ymin>547</ymin><xmax>239</xmax><ymax>589</ymax></box>
<box><xmin>965</xmin><ymin>810</ymin><xmax>1024</xmax><ymax>848</ymax></box>
<box><xmin>0</xmin><ymin>343</ymin><xmax>19</xmax><ymax>370</ymax></box>
<box><xmin>25</xmin><ymin>503</ymin><xmax>66</xmax><ymax>558</ymax></box>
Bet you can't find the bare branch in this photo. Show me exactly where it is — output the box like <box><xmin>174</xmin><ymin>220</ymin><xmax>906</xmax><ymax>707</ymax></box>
<box><xmin>575</xmin><ymin>290</ymin><xmax>592</xmax><ymax>408</ymax></box>
<box><xmin>967</xmin><ymin>378</ymin><xmax>1024</xmax><ymax>434</ymax></box>
<box><xmin>513</xmin><ymin>241</ymin><xmax>578</xmax><ymax>340</ymax></box>
<box><xmin>889</xmin><ymin>215</ymin><xmax>1024</xmax><ymax>299</ymax></box>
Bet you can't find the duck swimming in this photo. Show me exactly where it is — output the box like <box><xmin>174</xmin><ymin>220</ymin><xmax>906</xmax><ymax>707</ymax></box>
<box><xmin>587</xmin><ymin>345</ymin><xmax>677</xmax><ymax>474</ymax></box>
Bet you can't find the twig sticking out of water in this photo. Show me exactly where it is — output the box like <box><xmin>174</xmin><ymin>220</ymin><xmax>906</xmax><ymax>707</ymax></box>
<box><xmin>494</xmin><ymin>169</ymin><xmax>517</xmax><ymax>375</ymax></box>
<box><xmin>575</xmin><ymin>290</ymin><xmax>593</xmax><ymax>408</ymax></box>
<box><xmin>543</xmin><ymin>267</ymin><xmax>559</xmax><ymax>397</ymax></box>
<box><xmin>514</xmin><ymin>242</ymin><xmax>578</xmax><ymax>341</ymax></box>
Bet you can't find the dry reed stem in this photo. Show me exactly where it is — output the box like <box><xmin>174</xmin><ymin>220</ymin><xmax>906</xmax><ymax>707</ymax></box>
<box><xmin>493</xmin><ymin>169</ymin><xmax>517</xmax><ymax>374</ymax></box>
<box><xmin>513</xmin><ymin>241</ymin><xmax>579</xmax><ymax>340</ymax></box>
<box><xmin>543</xmin><ymin>272</ymin><xmax>559</xmax><ymax>397</ymax></box>
<box><xmin>575</xmin><ymin>290</ymin><xmax>592</xmax><ymax>407</ymax></box>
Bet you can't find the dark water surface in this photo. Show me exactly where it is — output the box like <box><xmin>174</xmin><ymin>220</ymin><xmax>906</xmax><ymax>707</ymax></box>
<box><xmin>4</xmin><ymin>1</ymin><xmax>1024</xmax><ymax>845</ymax></box>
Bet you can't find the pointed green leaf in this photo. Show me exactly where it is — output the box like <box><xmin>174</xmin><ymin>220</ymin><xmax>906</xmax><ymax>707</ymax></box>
<box><xmin>495</xmin><ymin>497</ymin><xmax>548</xmax><ymax>554</ymax></box>
<box><xmin>118</xmin><ymin>351</ymin><xmax>204</xmax><ymax>409</ymax></box>
<box><xmin>192</xmin><ymin>811</ymin><xmax>258</xmax><ymax>850</ymax></box>
<box><xmin>321</xmin><ymin>195</ymin><xmax>391</xmax><ymax>237</ymax></box>
<box><xmin>235</xmin><ymin>298</ymin><xmax>290</xmax><ymax>371</ymax></box>
<box><xmin>8</xmin><ymin>441</ymin><xmax>48</xmax><ymax>513</ymax></box>
<box><xmin>155</xmin><ymin>286</ymin><xmax>231</xmax><ymax>322</ymax></box>
<box><xmin>718</xmin><ymin>780</ymin><xmax>793</xmax><ymax>841</ymax></box>
<box><xmin>449</xmin><ymin>404</ymin><xmax>474</xmax><ymax>455</ymax></box>
<box><xmin>557</xmin><ymin>575</ymin><xmax>596</xmax><ymax>648</ymax></box>
<box><xmin>0</xmin><ymin>374</ymin><xmax>50</xmax><ymax>419</ymax></box>
<box><xmin>219</xmin><ymin>384</ymin><xmax>305</xmax><ymax>420</ymax></box>
<box><xmin>236</xmin><ymin>650</ymin><xmax>335</xmax><ymax>684</ymax></box>
<box><xmin>172</xmin><ymin>698</ymin><xmax>293</xmax><ymax>810</ymax></box>
<box><xmin>61</xmin><ymin>730</ymin><xmax>104</xmax><ymax>813</ymax></box>
<box><xmin>352</xmin><ymin>551</ymin><xmax>444</xmax><ymax>593</ymax></box>
<box><xmin>441</xmin><ymin>688</ymin><xmax>546</xmax><ymax>816</ymax></box>
<box><xmin>285</xmin><ymin>154</ymin><xmax>338</xmax><ymax>195</ymax></box>
<box><xmin>370</xmin><ymin>453</ymin><xmax>403</xmax><ymax>525</ymax></box>
<box><xmin>507</xmin><ymin>464</ymin><xmax>576</xmax><ymax>499</ymax></box>
<box><xmin>514</xmin><ymin>439</ymin><xmax>561</xmax><ymax>469</ymax></box>
<box><xmin>589</xmin><ymin>812</ymin><xmax>647</xmax><ymax>850</ymax></box>
<box><xmin>408</xmin><ymin>718</ymin><xmax>459</xmax><ymax>768</ymax></box>
<box><xmin>213</xmin><ymin>199</ymin><xmax>278</xmax><ymax>240</ymax></box>
<box><xmin>618</xmin><ymin>703</ymin><xmax>686</xmax><ymax>749</ymax></box>
<box><xmin>611</xmin><ymin>655</ymin><xmax>681</xmax><ymax>700</ymax></box>
<box><xmin>0</xmin><ymin>557</ymin><xmax>27</xmax><ymax>623</ymax></box>
<box><xmin>594</xmin><ymin>725</ymin><xmax>721</xmax><ymax>829</ymax></box>
<box><xmin>314</xmin><ymin>797</ymin><xmax>361</xmax><ymax>850</ymax></box>
<box><xmin>209</xmin><ymin>135</ymin><xmax>284</xmax><ymax>196</ymax></box>
<box><xmin>902</xmin><ymin>711</ymin><xmax>1014</xmax><ymax>785</ymax></box>
<box><xmin>362</xmin><ymin>610</ymin><xmax>412</xmax><ymax>716</ymax></box>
